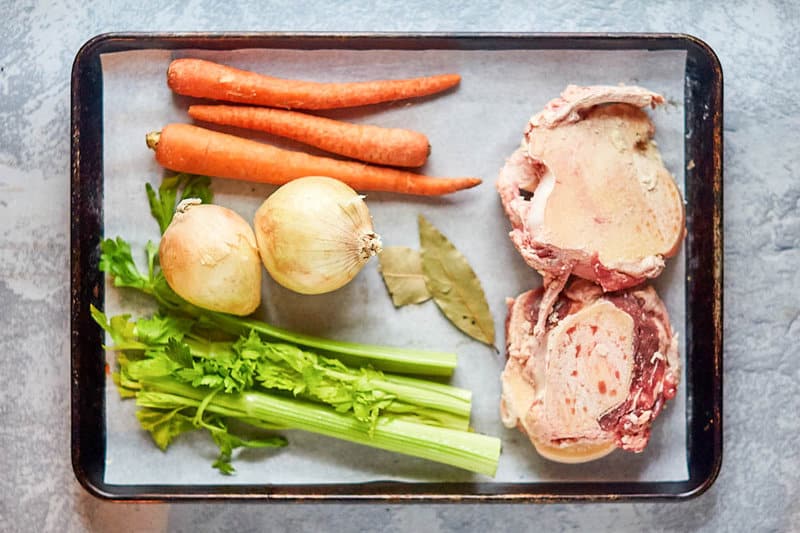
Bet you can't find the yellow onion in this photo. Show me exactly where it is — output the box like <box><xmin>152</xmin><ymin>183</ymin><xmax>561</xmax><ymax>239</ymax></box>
<box><xmin>159</xmin><ymin>199</ymin><xmax>262</xmax><ymax>315</ymax></box>
<box><xmin>253</xmin><ymin>176</ymin><xmax>382</xmax><ymax>295</ymax></box>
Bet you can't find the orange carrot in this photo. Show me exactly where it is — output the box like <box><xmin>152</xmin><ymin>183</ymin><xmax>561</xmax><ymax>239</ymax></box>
<box><xmin>188</xmin><ymin>104</ymin><xmax>430</xmax><ymax>168</ymax></box>
<box><xmin>167</xmin><ymin>58</ymin><xmax>461</xmax><ymax>110</ymax></box>
<box><xmin>146</xmin><ymin>124</ymin><xmax>481</xmax><ymax>196</ymax></box>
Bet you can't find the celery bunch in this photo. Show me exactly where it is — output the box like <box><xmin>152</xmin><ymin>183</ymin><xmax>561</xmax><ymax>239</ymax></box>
<box><xmin>94</xmin><ymin>307</ymin><xmax>497</xmax><ymax>475</ymax></box>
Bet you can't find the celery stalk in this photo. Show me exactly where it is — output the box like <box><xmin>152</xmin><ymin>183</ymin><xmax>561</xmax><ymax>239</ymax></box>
<box><xmin>180</xmin><ymin>335</ymin><xmax>471</xmax><ymax>421</ymax></box>
<box><xmin>141</xmin><ymin>377</ymin><xmax>501</xmax><ymax>477</ymax></box>
<box><xmin>204</xmin><ymin>312</ymin><xmax>457</xmax><ymax>377</ymax></box>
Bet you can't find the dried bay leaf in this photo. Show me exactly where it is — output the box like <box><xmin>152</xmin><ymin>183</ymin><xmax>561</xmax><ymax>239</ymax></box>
<box><xmin>377</xmin><ymin>246</ymin><xmax>432</xmax><ymax>307</ymax></box>
<box><xmin>418</xmin><ymin>215</ymin><xmax>495</xmax><ymax>345</ymax></box>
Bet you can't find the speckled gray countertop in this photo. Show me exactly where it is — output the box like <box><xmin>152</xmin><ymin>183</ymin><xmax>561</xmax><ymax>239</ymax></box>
<box><xmin>1</xmin><ymin>1</ymin><xmax>798</xmax><ymax>531</ymax></box>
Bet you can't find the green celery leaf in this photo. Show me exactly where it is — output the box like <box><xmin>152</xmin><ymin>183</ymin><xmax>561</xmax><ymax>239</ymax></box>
<box><xmin>111</xmin><ymin>371</ymin><xmax>138</xmax><ymax>398</ymax></box>
<box><xmin>198</xmin><ymin>375</ymin><xmax>224</xmax><ymax>388</ymax></box>
<box><xmin>164</xmin><ymin>338</ymin><xmax>194</xmax><ymax>368</ymax></box>
<box><xmin>99</xmin><ymin>237</ymin><xmax>151</xmax><ymax>292</ymax></box>
<box><xmin>147</xmin><ymin>174</ymin><xmax>214</xmax><ymax>234</ymax></box>
<box><xmin>115</xmin><ymin>356</ymin><xmax>144</xmax><ymax>391</ymax></box>
<box><xmin>126</xmin><ymin>357</ymin><xmax>179</xmax><ymax>380</ymax></box>
<box><xmin>241</xmin><ymin>334</ymin><xmax>405</xmax><ymax>423</ymax></box>
<box><xmin>134</xmin><ymin>315</ymin><xmax>194</xmax><ymax>346</ymax></box>
<box><xmin>135</xmin><ymin>407</ymin><xmax>197</xmax><ymax>451</ymax></box>
<box><xmin>206</xmin><ymin>419</ymin><xmax>287</xmax><ymax>475</ymax></box>
<box><xmin>90</xmin><ymin>305</ymin><xmax>108</xmax><ymax>331</ymax></box>
<box><xmin>145</xmin><ymin>240</ymin><xmax>158</xmax><ymax>282</ymax></box>
<box><xmin>175</xmin><ymin>366</ymin><xmax>205</xmax><ymax>384</ymax></box>
<box><xmin>256</xmin><ymin>365</ymin><xmax>306</xmax><ymax>393</ymax></box>
<box><xmin>212</xmin><ymin>457</ymin><xmax>236</xmax><ymax>475</ymax></box>
<box><xmin>136</xmin><ymin>391</ymin><xmax>197</xmax><ymax>410</ymax></box>
<box><xmin>146</xmin><ymin>177</ymin><xmax>179</xmax><ymax>234</ymax></box>
<box><xmin>235</xmin><ymin>331</ymin><xmax>269</xmax><ymax>360</ymax></box>
<box><xmin>108</xmin><ymin>314</ymin><xmax>137</xmax><ymax>344</ymax></box>
<box><xmin>91</xmin><ymin>307</ymin><xmax>147</xmax><ymax>350</ymax></box>
<box><xmin>223</xmin><ymin>357</ymin><xmax>257</xmax><ymax>393</ymax></box>
<box><xmin>180</xmin><ymin>175</ymin><xmax>213</xmax><ymax>205</ymax></box>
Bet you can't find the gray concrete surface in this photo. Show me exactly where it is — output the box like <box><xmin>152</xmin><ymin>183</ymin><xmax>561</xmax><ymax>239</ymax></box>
<box><xmin>1</xmin><ymin>0</ymin><xmax>798</xmax><ymax>531</ymax></box>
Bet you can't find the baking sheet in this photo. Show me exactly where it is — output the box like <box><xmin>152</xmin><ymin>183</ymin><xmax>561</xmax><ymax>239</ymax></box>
<box><xmin>100</xmin><ymin>47</ymin><xmax>688</xmax><ymax>485</ymax></box>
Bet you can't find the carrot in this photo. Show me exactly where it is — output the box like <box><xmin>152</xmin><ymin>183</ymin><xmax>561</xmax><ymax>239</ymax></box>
<box><xmin>167</xmin><ymin>58</ymin><xmax>461</xmax><ymax>110</ymax></box>
<box><xmin>188</xmin><ymin>104</ymin><xmax>430</xmax><ymax>168</ymax></box>
<box><xmin>146</xmin><ymin>124</ymin><xmax>481</xmax><ymax>196</ymax></box>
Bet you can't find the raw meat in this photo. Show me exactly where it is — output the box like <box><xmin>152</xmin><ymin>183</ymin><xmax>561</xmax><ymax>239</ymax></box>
<box><xmin>496</xmin><ymin>84</ymin><xmax>685</xmax><ymax>294</ymax></box>
<box><xmin>500</xmin><ymin>279</ymin><xmax>680</xmax><ymax>462</ymax></box>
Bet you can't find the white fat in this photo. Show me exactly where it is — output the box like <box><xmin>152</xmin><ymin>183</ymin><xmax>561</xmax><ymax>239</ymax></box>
<box><xmin>631</xmin><ymin>388</ymin><xmax>642</xmax><ymax>409</ymax></box>
<box><xmin>526</xmin><ymin>167</ymin><xmax>556</xmax><ymax>230</ymax></box>
<box><xmin>500</xmin><ymin>359</ymin><xmax>538</xmax><ymax>428</ymax></box>
<box><xmin>650</xmin><ymin>351</ymin><xmax>665</xmax><ymax>364</ymax></box>
<box><xmin>667</xmin><ymin>332</ymin><xmax>681</xmax><ymax>375</ymax></box>
<box><xmin>637</xmin><ymin>169</ymin><xmax>658</xmax><ymax>191</ymax></box>
<box><xmin>626</xmin><ymin>411</ymin><xmax>652</xmax><ymax>426</ymax></box>
<box><xmin>633</xmin><ymin>147</ymin><xmax>663</xmax><ymax>192</ymax></box>
<box><xmin>602</xmin><ymin>254</ymin><xmax>665</xmax><ymax>279</ymax></box>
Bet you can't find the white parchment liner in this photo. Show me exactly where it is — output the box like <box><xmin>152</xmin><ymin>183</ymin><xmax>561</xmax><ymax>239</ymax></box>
<box><xmin>101</xmin><ymin>47</ymin><xmax>688</xmax><ymax>485</ymax></box>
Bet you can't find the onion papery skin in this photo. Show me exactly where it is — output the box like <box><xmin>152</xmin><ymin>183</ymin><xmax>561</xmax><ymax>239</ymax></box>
<box><xmin>253</xmin><ymin>176</ymin><xmax>382</xmax><ymax>295</ymax></box>
<box><xmin>159</xmin><ymin>201</ymin><xmax>262</xmax><ymax>316</ymax></box>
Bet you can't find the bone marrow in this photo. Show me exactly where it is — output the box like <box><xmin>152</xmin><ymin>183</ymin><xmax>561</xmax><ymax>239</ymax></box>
<box><xmin>497</xmin><ymin>84</ymin><xmax>684</xmax><ymax>464</ymax></box>
<box><xmin>500</xmin><ymin>279</ymin><xmax>679</xmax><ymax>462</ymax></box>
<box><xmin>496</xmin><ymin>85</ymin><xmax>685</xmax><ymax>292</ymax></box>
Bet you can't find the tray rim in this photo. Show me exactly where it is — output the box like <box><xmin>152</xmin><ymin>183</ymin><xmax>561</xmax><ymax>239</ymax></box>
<box><xmin>70</xmin><ymin>31</ymin><xmax>723</xmax><ymax>503</ymax></box>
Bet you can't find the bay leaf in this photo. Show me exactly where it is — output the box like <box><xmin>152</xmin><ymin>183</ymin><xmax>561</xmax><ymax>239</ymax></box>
<box><xmin>418</xmin><ymin>215</ymin><xmax>495</xmax><ymax>346</ymax></box>
<box><xmin>377</xmin><ymin>246</ymin><xmax>432</xmax><ymax>307</ymax></box>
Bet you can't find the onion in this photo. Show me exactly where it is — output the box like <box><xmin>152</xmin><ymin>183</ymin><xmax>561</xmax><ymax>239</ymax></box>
<box><xmin>253</xmin><ymin>176</ymin><xmax>382</xmax><ymax>295</ymax></box>
<box><xmin>159</xmin><ymin>199</ymin><xmax>262</xmax><ymax>315</ymax></box>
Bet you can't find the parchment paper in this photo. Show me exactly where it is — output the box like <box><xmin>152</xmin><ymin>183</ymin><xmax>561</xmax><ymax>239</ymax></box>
<box><xmin>101</xmin><ymin>46</ymin><xmax>688</xmax><ymax>485</ymax></box>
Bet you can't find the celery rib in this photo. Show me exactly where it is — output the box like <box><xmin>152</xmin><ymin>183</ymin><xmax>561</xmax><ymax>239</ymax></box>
<box><xmin>142</xmin><ymin>377</ymin><xmax>500</xmax><ymax>477</ymax></box>
<box><xmin>358</xmin><ymin>375</ymin><xmax>471</xmax><ymax>418</ymax></box>
<box><xmin>206</xmin><ymin>312</ymin><xmax>457</xmax><ymax>377</ymax></box>
<box><xmin>181</xmin><ymin>336</ymin><xmax>468</xmax><ymax>420</ymax></box>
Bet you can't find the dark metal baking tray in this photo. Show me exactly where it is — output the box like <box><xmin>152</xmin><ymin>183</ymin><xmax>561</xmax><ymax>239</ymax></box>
<box><xmin>71</xmin><ymin>32</ymin><xmax>722</xmax><ymax>502</ymax></box>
